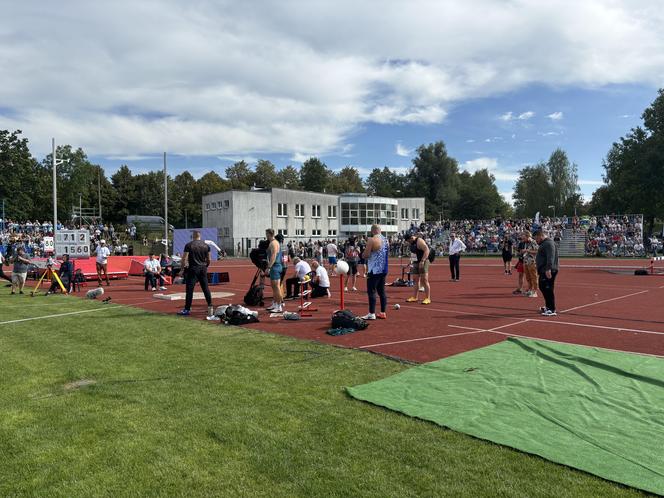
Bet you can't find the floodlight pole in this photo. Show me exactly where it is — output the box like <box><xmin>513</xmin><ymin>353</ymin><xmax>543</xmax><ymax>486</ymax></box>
<box><xmin>164</xmin><ymin>152</ymin><xmax>168</xmax><ymax>253</ymax></box>
<box><xmin>52</xmin><ymin>138</ymin><xmax>57</xmax><ymax>245</ymax></box>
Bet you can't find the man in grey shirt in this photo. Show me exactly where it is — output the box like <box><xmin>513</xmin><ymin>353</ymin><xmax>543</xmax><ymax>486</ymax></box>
<box><xmin>11</xmin><ymin>247</ymin><xmax>31</xmax><ymax>295</ymax></box>
<box><xmin>534</xmin><ymin>229</ymin><xmax>559</xmax><ymax>316</ymax></box>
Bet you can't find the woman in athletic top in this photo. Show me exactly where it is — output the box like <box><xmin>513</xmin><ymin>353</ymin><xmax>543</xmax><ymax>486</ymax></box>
<box><xmin>361</xmin><ymin>224</ymin><xmax>389</xmax><ymax>320</ymax></box>
<box><xmin>265</xmin><ymin>228</ymin><xmax>284</xmax><ymax>313</ymax></box>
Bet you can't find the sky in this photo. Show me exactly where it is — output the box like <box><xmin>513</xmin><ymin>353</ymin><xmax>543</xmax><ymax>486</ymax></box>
<box><xmin>1</xmin><ymin>1</ymin><xmax>663</xmax><ymax>205</ymax></box>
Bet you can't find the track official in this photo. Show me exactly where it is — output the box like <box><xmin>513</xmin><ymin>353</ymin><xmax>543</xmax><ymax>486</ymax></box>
<box><xmin>178</xmin><ymin>231</ymin><xmax>216</xmax><ymax>320</ymax></box>
<box><xmin>534</xmin><ymin>229</ymin><xmax>559</xmax><ymax>316</ymax></box>
<box><xmin>448</xmin><ymin>233</ymin><xmax>466</xmax><ymax>281</ymax></box>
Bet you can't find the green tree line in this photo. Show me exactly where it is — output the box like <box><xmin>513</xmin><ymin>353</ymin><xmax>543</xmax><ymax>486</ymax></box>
<box><xmin>1</xmin><ymin>88</ymin><xmax>661</xmax><ymax>231</ymax></box>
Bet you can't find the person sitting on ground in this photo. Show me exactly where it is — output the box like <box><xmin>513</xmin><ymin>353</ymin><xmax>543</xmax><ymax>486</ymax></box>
<box><xmin>310</xmin><ymin>260</ymin><xmax>331</xmax><ymax>298</ymax></box>
<box><xmin>47</xmin><ymin>254</ymin><xmax>74</xmax><ymax>294</ymax></box>
<box><xmin>284</xmin><ymin>256</ymin><xmax>312</xmax><ymax>300</ymax></box>
<box><xmin>144</xmin><ymin>252</ymin><xmax>167</xmax><ymax>291</ymax></box>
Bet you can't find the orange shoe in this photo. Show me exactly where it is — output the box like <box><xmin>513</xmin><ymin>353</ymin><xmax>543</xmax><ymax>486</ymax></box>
<box><xmin>406</xmin><ymin>297</ymin><xmax>418</xmax><ymax>303</ymax></box>
<box><xmin>422</xmin><ymin>298</ymin><xmax>431</xmax><ymax>305</ymax></box>
<box><xmin>377</xmin><ymin>312</ymin><xmax>387</xmax><ymax>319</ymax></box>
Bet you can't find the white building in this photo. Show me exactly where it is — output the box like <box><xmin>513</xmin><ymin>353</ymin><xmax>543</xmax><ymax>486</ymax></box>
<box><xmin>202</xmin><ymin>188</ymin><xmax>425</xmax><ymax>255</ymax></box>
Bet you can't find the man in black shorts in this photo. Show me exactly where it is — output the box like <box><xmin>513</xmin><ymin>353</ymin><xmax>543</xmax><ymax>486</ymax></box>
<box><xmin>177</xmin><ymin>231</ymin><xmax>217</xmax><ymax>320</ymax></box>
<box><xmin>343</xmin><ymin>237</ymin><xmax>360</xmax><ymax>291</ymax></box>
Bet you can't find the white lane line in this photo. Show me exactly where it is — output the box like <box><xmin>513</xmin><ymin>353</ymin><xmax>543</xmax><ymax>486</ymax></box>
<box><xmin>560</xmin><ymin>290</ymin><xmax>650</xmax><ymax>313</ymax></box>
<box><xmin>0</xmin><ymin>307</ymin><xmax>120</xmax><ymax>325</ymax></box>
<box><xmin>358</xmin><ymin>319</ymin><xmax>530</xmax><ymax>349</ymax></box>
<box><xmin>358</xmin><ymin>329</ymin><xmax>486</xmax><ymax>349</ymax></box>
<box><xmin>448</xmin><ymin>324</ymin><xmax>664</xmax><ymax>359</ymax></box>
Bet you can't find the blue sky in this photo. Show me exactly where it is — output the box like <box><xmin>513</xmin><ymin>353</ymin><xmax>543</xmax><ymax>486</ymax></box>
<box><xmin>1</xmin><ymin>1</ymin><xmax>662</xmax><ymax>205</ymax></box>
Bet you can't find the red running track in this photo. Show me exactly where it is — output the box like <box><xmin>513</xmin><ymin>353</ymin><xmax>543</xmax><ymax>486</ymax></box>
<box><xmin>71</xmin><ymin>258</ymin><xmax>664</xmax><ymax>363</ymax></box>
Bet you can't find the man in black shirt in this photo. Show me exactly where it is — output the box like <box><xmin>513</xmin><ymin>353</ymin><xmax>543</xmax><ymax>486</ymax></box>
<box><xmin>535</xmin><ymin>229</ymin><xmax>559</xmax><ymax>317</ymax></box>
<box><xmin>177</xmin><ymin>231</ymin><xmax>217</xmax><ymax>320</ymax></box>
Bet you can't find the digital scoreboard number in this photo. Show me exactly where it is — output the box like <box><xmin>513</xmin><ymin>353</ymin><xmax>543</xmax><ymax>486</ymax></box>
<box><xmin>55</xmin><ymin>230</ymin><xmax>91</xmax><ymax>258</ymax></box>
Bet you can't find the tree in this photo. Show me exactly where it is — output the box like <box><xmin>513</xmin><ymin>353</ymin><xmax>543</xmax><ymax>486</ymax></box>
<box><xmin>329</xmin><ymin>166</ymin><xmax>365</xmax><ymax>194</ymax></box>
<box><xmin>225</xmin><ymin>160</ymin><xmax>253</xmax><ymax>190</ymax></box>
<box><xmin>300</xmin><ymin>157</ymin><xmax>330</xmax><ymax>192</ymax></box>
<box><xmin>547</xmin><ymin>148</ymin><xmax>579</xmax><ymax>213</ymax></box>
<box><xmin>365</xmin><ymin>167</ymin><xmax>406</xmax><ymax>197</ymax></box>
<box><xmin>512</xmin><ymin>164</ymin><xmax>552</xmax><ymax>217</ymax></box>
<box><xmin>253</xmin><ymin>160</ymin><xmax>280</xmax><ymax>188</ymax></box>
<box><xmin>171</xmin><ymin>171</ymin><xmax>198</xmax><ymax>227</ymax></box>
<box><xmin>0</xmin><ymin>130</ymin><xmax>46</xmax><ymax>221</ymax></box>
<box><xmin>406</xmin><ymin>141</ymin><xmax>459</xmax><ymax>219</ymax></box>
<box><xmin>277</xmin><ymin>165</ymin><xmax>301</xmax><ymax>190</ymax></box>
<box><xmin>453</xmin><ymin>170</ymin><xmax>510</xmax><ymax>219</ymax></box>
<box><xmin>111</xmin><ymin>165</ymin><xmax>137</xmax><ymax>222</ymax></box>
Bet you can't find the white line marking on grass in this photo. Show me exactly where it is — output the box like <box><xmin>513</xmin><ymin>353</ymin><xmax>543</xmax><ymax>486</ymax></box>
<box><xmin>0</xmin><ymin>307</ymin><xmax>120</xmax><ymax>325</ymax></box>
<box><xmin>449</xmin><ymin>324</ymin><xmax>664</xmax><ymax>359</ymax></box>
<box><xmin>358</xmin><ymin>329</ymin><xmax>486</xmax><ymax>349</ymax></box>
<box><xmin>560</xmin><ymin>290</ymin><xmax>649</xmax><ymax>313</ymax></box>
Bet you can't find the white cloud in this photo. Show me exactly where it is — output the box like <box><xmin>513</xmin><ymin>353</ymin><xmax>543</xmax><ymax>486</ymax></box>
<box><xmin>2</xmin><ymin>1</ymin><xmax>664</xmax><ymax>158</ymax></box>
<box><xmin>500</xmin><ymin>111</ymin><xmax>534</xmax><ymax>122</ymax></box>
<box><xmin>217</xmin><ymin>155</ymin><xmax>259</xmax><ymax>164</ymax></box>
<box><xmin>461</xmin><ymin>157</ymin><xmax>519</xmax><ymax>181</ymax></box>
<box><xmin>578</xmin><ymin>179</ymin><xmax>604</xmax><ymax>186</ymax></box>
<box><xmin>547</xmin><ymin>111</ymin><xmax>564</xmax><ymax>120</ymax></box>
<box><xmin>500</xmin><ymin>111</ymin><xmax>514</xmax><ymax>121</ymax></box>
<box><xmin>500</xmin><ymin>191</ymin><xmax>514</xmax><ymax>205</ymax></box>
<box><xmin>465</xmin><ymin>139</ymin><xmax>475</xmax><ymax>143</ymax></box>
<box><xmin>537</xmin><ymin>131</ymin><xmax>562</xmax><ymax>136</ymax></box>
<box><xmin>291</xmin><ymin>152</ymin><xmax>312</xmax><ymax>163</ymax></box>
<box><xmin>395</xmin><ymin>142</ymin><xmax>413</xmax><ymax>157</ymax></box>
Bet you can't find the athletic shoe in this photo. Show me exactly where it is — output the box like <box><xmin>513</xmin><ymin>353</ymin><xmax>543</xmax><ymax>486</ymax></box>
<box><xmin>422</xmin><ymin>298</ymin><xmax>431</xmax><ymax>305</ymax></box>
<box><xmin>539</xmin><ymin>307</ymin><xmax>549</xmax><ymax>314</ymax></box>
<box><xmin>527</xmin><ymin>291</ymin><xmax>538</xmax><ymax>298</ymax></box>
<box><xmin>361</xmin><ymin>313</ymin><xmax>376</xmax><ymax>320</ymax></box>
<box><xmin>377</xmin><ymin>312</ymin><xmax>387</xmax><ymax>319</ymax></box>
<box><xmin>273</xmin><ymin>304</ymin><xmax>283</xmax><ymax>313</ymax></box>
<box><xmin>512</xmin><ymin>289</ymin><xmax>523</xmax><ymax>295</ymax></box>
<box><xmin>151</xmin><ymin>287</ymin><xmax>156</xmax><ymax>291</ymax></box>
<box><xmin>177</xmin><ymin>309</ymin><xmax>191</xmax><ymax>316</ymax></box>
<box><xmin>406</xmin><ymin>297</ymin><xmax>418</xmax><ymax>303</ymax></box>
<box><xmin>419</xmin><ymin>286</ymin><xmax>425</xmax><ymax>292</ymax></box>
<box><xmin>344</xmin><ymin>287</ymin><xmax>348</xmax><ymax>291</ymax></box>
<box><xmin>159</xmin><ymin>286</ymin><xmax>167</xmax><ymax>291</ymax></box>
<box><xmin>542</xmin><ymin>310</ymin><xmax>557</xmax><ymax>317</ymax></box>
<box><xmin>352</xmin><ymin>287</ymin><xmax>358</xmax><ymax>291</ymax></box>
<box><xmin>206</xmin><ymin>315</ymin><xmax>220</xmax><ymax>321</ymax></box>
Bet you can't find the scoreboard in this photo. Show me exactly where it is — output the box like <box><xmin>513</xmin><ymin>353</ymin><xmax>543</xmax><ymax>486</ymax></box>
<box><xmin>55</xmin><ymin>230</ymin><xmax>91</xmax><ymax>258</ymax></box>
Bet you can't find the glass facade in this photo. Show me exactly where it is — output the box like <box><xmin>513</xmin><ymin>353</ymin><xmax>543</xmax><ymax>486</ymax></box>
<box><xmin>341</xmin><ymin>201</ymin><xmax>398</xmax><ymax>226</ymax></box>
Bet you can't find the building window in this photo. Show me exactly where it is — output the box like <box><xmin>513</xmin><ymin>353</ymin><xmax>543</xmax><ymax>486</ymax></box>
<box><xmin>223</xmin><ymin>227</ymin><xmax>230</xmax><ymax>236</ymax></box>
<box><xmin>223</xmin><ymin>200</ymin><xmax>230</xmax><ymax>208</ymax></box>
<box><xmin>412</xmin><ymin>208</ymin><xmax>420</xmax><ymax>220</ymax></box>
<box><xmin>328</xmin><ymin>229</ymin><xmax>337</xmax><ymax>236</ymax></box>
<box><xmin>210</xmin><ymin>202</ymin><xmax>216</xmax><ymax>210</ymax></box>
<box><xmin>401</xmin><ymin>208</ymin><xmax>408</xmax><ymax>220</ymax></box>
<box><xmin>295</xmin><ymin>204</ymin><xmax>305</xmax><ymax>218</ymax></box>
<box><xmin>341</xmin><ymin>202</ymin><xmax>397</xmax><ymax>226</ymax></box>
<box><xmin>205</xmin><ymin>203</ymin><xmax>210</xmax><ymax>211</ymax></box>
<box><xmin>312</xmin><ymin>205</ymin><xmax>321</xmax><ymax>218</ymax></box>
<box><xmin>277</xmin><ymin>203</ymin><xmax>288</xmax><ymax>217</ymax></box>
<box><xmin>218</xmin><ymin>201</ymin><xmax>224</xmax><ymax>209</ymax></box>
<box><xmin>328</xmin><ymin>205</ymin><xmax>337</xmax><ymax>218</ymax></box>
<box><xmin>312</xmin><ymin>229</ymin><xmax>321</xmax><ymax>236</ymax></box>
<box><xmin>278</xmin><ymin>229</ymin><xmax>288</xmax><ymax>236</ymax></box>
<box><xmin>296</xmin><ymin>229</ymin><xmax>305</xmax><ymax>236</ymax></box>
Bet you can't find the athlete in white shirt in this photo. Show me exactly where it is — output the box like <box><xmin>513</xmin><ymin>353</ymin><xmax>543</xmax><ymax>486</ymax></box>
<box><xmin>95</xmin><ymin>239</ymin><xmax>112</xmax><ymax>286</ymax></box>
<box><xmin>326</xmin><ymin>241</ymin><xmax>338</xmax><ymax>275</ymax></box>
<box><xmin>311</xmin><ymin>260</ymin><xmax>331</xmax><ymax>298</ymax></box>
<box><xmin>448</xmin><ymin>233</ymin><xmax>466</xmax><ymax>281</ymax></box>
<box><xmin>285</xmin><ymin>257</ymin><xmax>312</xmax><ymax>299</ymax></box>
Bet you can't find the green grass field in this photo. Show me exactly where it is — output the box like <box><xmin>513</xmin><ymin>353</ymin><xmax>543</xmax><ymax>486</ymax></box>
<box><xmin>0</xmin><ymin>290</ymin><xmax>645</xmax><ymax>497</ymax></box>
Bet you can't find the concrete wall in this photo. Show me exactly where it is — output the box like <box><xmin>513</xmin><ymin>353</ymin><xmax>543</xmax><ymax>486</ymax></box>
<box><xmin>397</xmin><ymin>198</ymin><xmax>426</xmax><ymax>232</ymax></box>
<box><xmin>271</xmin><ymin>188</ymin><xmax>340</xmax><ymax>241</ymax></box>
<box><xmin>202</xmin><ymin>189</ymin><xmax>426</xmax><ymax>254</ymax></box>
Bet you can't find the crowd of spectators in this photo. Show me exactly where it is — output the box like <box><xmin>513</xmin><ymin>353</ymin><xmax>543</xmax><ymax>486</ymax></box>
<box><xmin>584</xmin><ymin>215</ymin><xmax>650</xmax><ymax>257</ymax></box>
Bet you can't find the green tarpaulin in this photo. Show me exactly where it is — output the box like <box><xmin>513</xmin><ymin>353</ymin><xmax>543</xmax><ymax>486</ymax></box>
<box><xmin>347</xmin><ymin>338</ymin><xmax>664</xmax><ymax>495</ymax></box>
